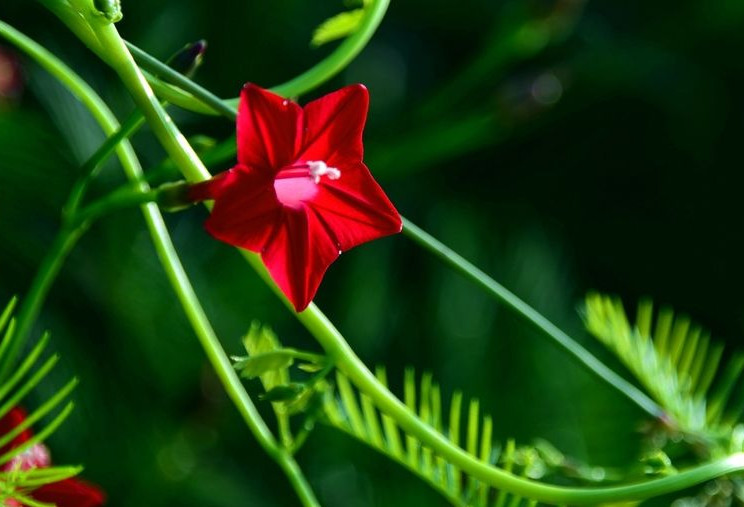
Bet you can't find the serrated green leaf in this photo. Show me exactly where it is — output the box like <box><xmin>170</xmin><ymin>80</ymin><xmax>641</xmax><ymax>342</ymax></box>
<box><xmin>311</xmin><ymin>9</ymin><xmax>366</xmax><ymax>48</ymax></box>
<box><xmin>234</xmin><ymin>350</ymin><xmax>295</xmax><ymax>379</ymax></box>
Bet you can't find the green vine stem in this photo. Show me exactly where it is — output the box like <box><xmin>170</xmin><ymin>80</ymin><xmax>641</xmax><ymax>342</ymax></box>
<box><xmin>0</xmin><ymin>20</ymin><xmax>319</xmax><ymax>507</ymax></box>
<box><xmin>103</xmin><ymin>42</ymin><xmax>664</xmax><ymax>420</ymax></box>
<box><xmin>63</xmin><ymin>110</ymin><xmax>147</xmax><ymax>221</ymax></box>
<box><xmin>241</xmin><ymin>247</ymin><xmax>744</xmax><ymax>505</ymax></box>
<box><xmin>401</xmin><ymin>218</ymin><xmax>664</xmax><ymax>418</ymax></box>
<box><xmin>125</xmin><ymin>42</ymin><xmax>235</xmax><ymax>118</ymax></box>
<box><xmin>253</xmin><ymin>0</ymin><xmax>391</xmax><ymax>100</ymax></box>
<box><xmin>19</xmin><ymin>7</ymin><xmax>744</xmax><ymax>504</ymax></box>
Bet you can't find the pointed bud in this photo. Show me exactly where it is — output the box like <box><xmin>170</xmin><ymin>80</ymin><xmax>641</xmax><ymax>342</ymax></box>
<box><xmin>92</xmin><ymin>0</ymin><xmax>123</xmax><ymax>22</ymax></box>
<box><xmin>166</xmin><ymin>40</ymin><xmax>207</xmax><ymax>78</ymax></box>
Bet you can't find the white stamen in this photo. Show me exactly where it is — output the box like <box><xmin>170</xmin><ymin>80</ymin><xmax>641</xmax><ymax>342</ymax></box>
<box><xmin>307</xmin><ymin>160</ymin><xmax>341</xmax><ymax>184</ymax></box>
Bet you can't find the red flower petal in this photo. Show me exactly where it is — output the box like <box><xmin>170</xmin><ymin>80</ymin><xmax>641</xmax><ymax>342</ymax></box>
<box><xmin>32</xmin><ymin>478</ymin><xmax>106</xmax><ymax>507</ymax></box>
<box><xmin>261</xmin><ymin>208</ymin><xmax>340</xmax><ymax>311</ymax></box>
<box><xmin>204</xmin><ymin>166</ymin><xmax>282</xmax><ymax>252</ymax></box>
<box><xmin>308</xmin><ymin>161</ymin><xmax>402</xmax><ymax>251</ymax></box>
<box><xmin>237</xmin><ymin>84</ymin><xmax>302</xmax><ymax>173</ymax></box>
<box><xmin>0</xmin><ymin>407</ymin><xmax>32</xmax><ymax>454</ymax></box>
<box><xmin>298</xmin><ymin>84</ymin><xmax>368</xmax><ymax>166</ymax></box>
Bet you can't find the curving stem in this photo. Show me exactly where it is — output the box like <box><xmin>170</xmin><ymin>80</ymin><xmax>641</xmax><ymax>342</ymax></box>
<box><xmin>0</xmin><ymin>19</ymin><xmax>319</xmax><ymax>507</ymax></box>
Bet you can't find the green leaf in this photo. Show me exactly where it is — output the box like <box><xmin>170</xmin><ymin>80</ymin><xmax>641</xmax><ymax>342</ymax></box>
<box><xmin>311</xmin><ymin>9</ymin><xmax>366</xmax><ymax>48</ymax></box>
<box><xmin>234</xmin><ymin>350</ymin><xmax>295</xmax><ymax>379</ymax></box>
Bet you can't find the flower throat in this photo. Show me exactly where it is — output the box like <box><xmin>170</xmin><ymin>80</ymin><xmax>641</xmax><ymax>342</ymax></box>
<box><xmin>273</xmin><ymin>160</ymin><xmax>341</xmax><ymax>208</ymax></box>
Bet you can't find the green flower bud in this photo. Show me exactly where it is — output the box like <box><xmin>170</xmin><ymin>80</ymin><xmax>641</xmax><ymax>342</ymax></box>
<box><xmin>166</xmin><ymin>40</ymin><xmax>207</xmax><ymax>78</ymax></box>
<box><xmin>93</xmin><ymin>0</ymin><xmax>123</xmax><ymax>23</ymax></box>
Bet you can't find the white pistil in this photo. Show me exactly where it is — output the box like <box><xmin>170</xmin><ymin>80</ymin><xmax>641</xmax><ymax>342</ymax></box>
<box><xmin>306</xmin><ymin>160</ymin><xmax>341</xmax><ymax>184</ymax></box>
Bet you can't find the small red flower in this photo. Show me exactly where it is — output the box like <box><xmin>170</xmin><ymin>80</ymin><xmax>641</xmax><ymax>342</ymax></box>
<box><xmin>0</xmin><ymin>407</ymin><xmax>105</xmax><ymax>507</ymax></box>
<box><xmin>191</xmin><ymin>83</ymin><xmax>402</xmax><ymax>311</ymax></box>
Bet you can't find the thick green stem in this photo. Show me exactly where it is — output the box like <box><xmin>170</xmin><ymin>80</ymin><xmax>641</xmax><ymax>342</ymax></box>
<box><xmin>91</xmin><ymin>25</ymin><xmax>208</xmax><ymax>182</ymax></box>
<box><xmin>1</xmin><ymin>19</ymin><xmax>319</xmax><ymax>507</ymax></box>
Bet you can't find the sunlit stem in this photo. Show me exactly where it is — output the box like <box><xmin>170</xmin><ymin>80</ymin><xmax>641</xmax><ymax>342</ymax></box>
<box><xmin>0</xmin><ymin>19</ymin><xmax>319</xmax><ymax>507</ymax></box>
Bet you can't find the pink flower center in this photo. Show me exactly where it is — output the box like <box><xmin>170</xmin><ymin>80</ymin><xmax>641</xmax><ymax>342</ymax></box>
<box><xmin>273</xmin><ymin>160</ymin><xmax>340</xmax><ymax>209</ymax></box>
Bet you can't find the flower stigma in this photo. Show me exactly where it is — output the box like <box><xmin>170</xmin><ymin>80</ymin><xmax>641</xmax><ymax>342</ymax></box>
<box><xmin>307</xmin><ymin>160</ymin><xmax>341</xmax><ymax>184</ymax></box>
<box><xmin>273</xmin><ymin>160</ymin><xmax>341</xmax><ymax>209</ymax></box>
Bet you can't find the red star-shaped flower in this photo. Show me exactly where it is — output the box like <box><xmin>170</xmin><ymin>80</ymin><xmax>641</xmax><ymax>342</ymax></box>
<box><xmin>0</xmin><ymin>407</ymin><xmax>106</xmax><ymax>507</ymax></box>
<box><xmin>191</xmin><ymin>83</ymin><xmax>402</xmax><ymax>311</ymax></box>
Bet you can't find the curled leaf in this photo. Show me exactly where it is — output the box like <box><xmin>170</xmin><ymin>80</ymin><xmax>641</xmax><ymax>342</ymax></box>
<box><xmin>311</xmin><ymin>9</ymin><xmax>366</xmax><ymax>48</ymax></box>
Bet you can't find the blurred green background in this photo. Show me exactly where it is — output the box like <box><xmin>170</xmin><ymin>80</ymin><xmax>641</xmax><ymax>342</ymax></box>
<box><xmin>1</xmin><ymin>0</ymin><xmax>744</xmax><ymax>505</ymax></box>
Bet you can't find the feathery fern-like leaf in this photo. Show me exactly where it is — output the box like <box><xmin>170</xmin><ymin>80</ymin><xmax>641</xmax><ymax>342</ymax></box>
<box><xmin>0</xmin><ymin>297</ymin><xmax>80</xmax><ymax>502</ymax></box>
<box><xmin>583</xmin><ymin>293</ymin><xmax>744</xmax><ymax>437</ymax></box>
<box><xmin>234</xmin><ymin>321</ymin><xmax>608</xmax><ymax>506</ymax></box>
<box><xmin>324</xmin><ymin>367</ymin><xmax>587</xmax><ymax>507</ymax></box>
